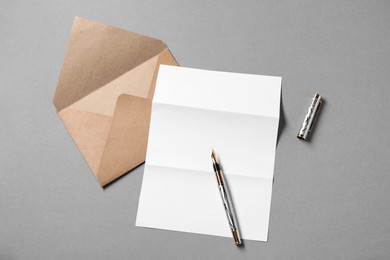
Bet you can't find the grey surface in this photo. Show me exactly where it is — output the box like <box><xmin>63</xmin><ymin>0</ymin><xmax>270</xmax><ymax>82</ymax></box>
<box><xmin>1</xmin><ymin>0</ymin><xmax>390</xmax><ymax>259</ymax></box>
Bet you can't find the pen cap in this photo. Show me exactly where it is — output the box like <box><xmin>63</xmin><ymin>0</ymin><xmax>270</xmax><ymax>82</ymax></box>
<box><xmin>297</xmin><ymin>93</ymin><xmax>323</xmax><ymax>141</ymax></box>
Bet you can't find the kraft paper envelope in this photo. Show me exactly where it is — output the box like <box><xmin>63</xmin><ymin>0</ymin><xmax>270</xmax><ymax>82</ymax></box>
<box><xmin>53</xmin><ymin>17</ymin><xmax>178</xmax><ymax>186</ymax></box>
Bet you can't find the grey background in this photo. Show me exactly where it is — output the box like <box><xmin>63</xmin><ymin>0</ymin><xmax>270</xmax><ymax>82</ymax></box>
<box><xmin>1</xmin><ymin>0</ymin><xmax>390</xmax><ymax>259</ymax></box>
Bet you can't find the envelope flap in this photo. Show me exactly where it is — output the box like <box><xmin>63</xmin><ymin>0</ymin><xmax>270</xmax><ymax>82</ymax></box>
<box><xmin>53</xmin><ymin>17</ymin><xmax>166</xmax><ymax>112</ymax></box>
<box><xmin>66</xmin><ymin>52</ymin><xmax>160</xmax><ymax>117</ymax></box>
<box><xmin>96</xmin><ymin>94</ymin><xmax>152</xmax><ymax>186</ymax></box>
<box><xmin>58</xmin><ymin>107</ymin><xmax>112</xmax><ymax>175</ymax></box>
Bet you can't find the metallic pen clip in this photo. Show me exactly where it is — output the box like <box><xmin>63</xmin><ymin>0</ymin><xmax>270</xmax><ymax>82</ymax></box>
<box><xmin>297</xmin><ymin>93</ymin><xmax>323</xmax><ymax>141</ymax></box>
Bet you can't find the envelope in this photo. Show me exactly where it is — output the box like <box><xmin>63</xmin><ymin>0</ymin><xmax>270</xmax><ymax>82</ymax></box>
<box><xmin>53</xmin><ymin>17</ymin><xmax>178</xmax><ymax>186</ymax></box>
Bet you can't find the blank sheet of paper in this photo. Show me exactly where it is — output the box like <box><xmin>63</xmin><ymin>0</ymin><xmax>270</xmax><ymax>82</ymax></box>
<box><xmin>136</xmin><ymin>65</ymin><xmax>281</xmax><ymax>241</ymax></box>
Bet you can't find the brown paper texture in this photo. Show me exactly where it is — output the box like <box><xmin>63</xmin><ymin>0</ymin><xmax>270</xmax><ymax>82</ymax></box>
<box><xmin>53</xmin><ymin>17</ymin><xmax>178</xmax><ymax>186</ymax></box>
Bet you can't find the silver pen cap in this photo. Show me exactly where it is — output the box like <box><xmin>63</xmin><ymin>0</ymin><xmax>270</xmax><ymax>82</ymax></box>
<box><xmin>297</xmin><ymin>93</ymin><xmax>323</xmax><ymax>141</ymax></box>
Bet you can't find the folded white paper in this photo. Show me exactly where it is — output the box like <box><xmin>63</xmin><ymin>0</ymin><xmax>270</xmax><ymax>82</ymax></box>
<box><xmin>136</xmin><ymin>65</ymin><xmax>281</xmax><ymax>241</ymax></box>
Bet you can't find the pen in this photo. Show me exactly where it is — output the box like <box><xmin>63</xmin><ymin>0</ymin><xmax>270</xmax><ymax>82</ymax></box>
<box><xmin>211</xmin><ymin>149</ymin><xmax>242</xmax><ymax>246</ymax></box>
<box><xmin>297</xmin><ymin>93</ymin><xmax>323</xmax><ymax>141</ymax></box>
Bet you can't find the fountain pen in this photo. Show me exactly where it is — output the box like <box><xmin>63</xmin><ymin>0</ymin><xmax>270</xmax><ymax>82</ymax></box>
<box><xmin>211</xmin><ymin>149</ymin><xmax>242</xmax><ymax>245</ymax></box>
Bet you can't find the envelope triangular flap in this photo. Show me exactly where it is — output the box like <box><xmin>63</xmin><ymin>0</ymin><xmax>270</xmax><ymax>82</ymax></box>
<box><xmin>66</xmin><ymin>53</ymin><xmax>160</xmax><ymax>117</ymax></box>
<box><xmin>53</xmin><ymin>16</ymin><xmax>167</xmax><ymax>112</ymax></box>
<box><xmin>94</xmin><ymin>49</ymin><xmax>179</xmax><ymax>185</ymax></box>
<box><xmin>58</xmin><ymin>108</ymin><xmax>112</xmax><ymax>175</ymax></box>
<box><xmin>96</xmin><ymin>95</ymin><xmax>152</xmax><ymax>186</ymax></box>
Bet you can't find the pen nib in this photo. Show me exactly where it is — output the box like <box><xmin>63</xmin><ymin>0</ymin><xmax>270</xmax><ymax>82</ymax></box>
<box><xmin>211</xmin><ymin>149</ymin><xmax>218</xmax><ymax>163</ymax></box>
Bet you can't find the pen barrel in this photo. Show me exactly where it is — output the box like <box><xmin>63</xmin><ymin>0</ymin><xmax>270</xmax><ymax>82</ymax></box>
<box><xmin>218</xmin><ymin>183</ymin><xmax>241</xmax><ymax>245</ymax></box>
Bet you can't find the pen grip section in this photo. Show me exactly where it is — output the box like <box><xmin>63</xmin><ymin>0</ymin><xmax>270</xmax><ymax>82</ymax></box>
<box><xmin>213</xmin><ymin>163</ymin><xmax>225</xmax><ymax>185</ymax></box>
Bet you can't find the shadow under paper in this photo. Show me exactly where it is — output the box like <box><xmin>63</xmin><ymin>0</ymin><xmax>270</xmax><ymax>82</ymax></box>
<box><xmin>276</xmin><ymin>88</ymin><xmax>286</xmax><ymax>147</ymax></box>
